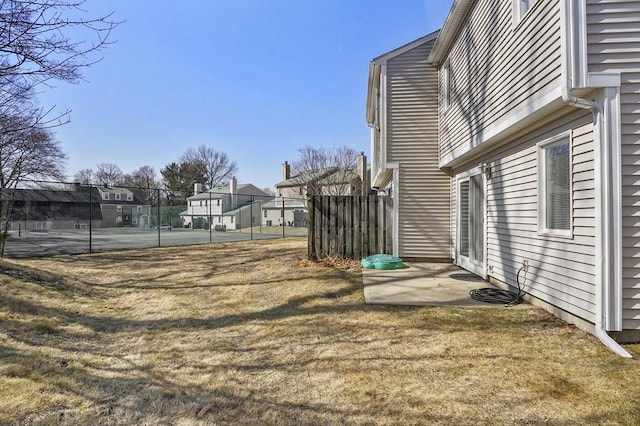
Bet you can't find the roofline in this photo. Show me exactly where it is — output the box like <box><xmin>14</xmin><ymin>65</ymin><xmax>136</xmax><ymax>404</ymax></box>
<box><xmin>426</xmin><ymin>0</ymin><xmax>476</xmax><ymax>66</ymax></box>
<box><xmin>366</xmin><ymin>62</ymin><xmax>381</xmax><ymax>125</ymax></box>
<box><xmin>367</xmin><ymin>30</ymin><xmax>440</xmax><ymax>124</ymax></box>
<box><xmin>372</xmin><ymin>30</ymin><xmax>440</xmax><ymax>63</ymax></box>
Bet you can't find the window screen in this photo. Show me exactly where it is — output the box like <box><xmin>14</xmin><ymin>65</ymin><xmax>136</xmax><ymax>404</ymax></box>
<box><xmin>543</xmin><ymin>139</ymin><xmax>570</xmax><ymax>230</ymax></box>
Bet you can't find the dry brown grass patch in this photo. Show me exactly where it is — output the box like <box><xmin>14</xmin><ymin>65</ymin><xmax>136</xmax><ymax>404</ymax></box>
<box><xmin>0</xmin><ymin>237</ymin><xmax>638</xmax><ymax>425</ymax></box>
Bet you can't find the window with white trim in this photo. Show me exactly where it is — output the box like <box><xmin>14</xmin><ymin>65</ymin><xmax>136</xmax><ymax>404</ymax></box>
<box><xmin>442</xmin><ymin>60</ymin><xmax>451</xmax><ymax>110</ymax></box>
<box><xmin>515</xmin><ymin>0</ymin><xmax>537</xmax><ymax>22</ymax></box>
<box><xmin>115</xmin><ymin>193</ymin><xmax>121</xmax><ymax>200</ymax></box>
<box><xmin>127</xmin><ymin>193</ymin><xmax>133</xmax><ymax>201</ymax></box>
<box><xmin>116</xmin><ymin>205</ymin><xmax>122</xmax><ymax>213</ymax></box>
<box><xmin>538</xmin><ymin>134</ymin><xmax>572</xmax><ymax>237</ymax></box>
<box><xmin>102</xmin><ymin>192</ymin><xmax>110</xmax><ymax>200</ymax></box>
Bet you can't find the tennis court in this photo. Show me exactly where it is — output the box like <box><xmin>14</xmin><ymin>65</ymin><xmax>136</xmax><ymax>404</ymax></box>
<box><xmin>2</xmin><ymin>227</ymin><xmax>294</xmax><ymax>257</ymax></box>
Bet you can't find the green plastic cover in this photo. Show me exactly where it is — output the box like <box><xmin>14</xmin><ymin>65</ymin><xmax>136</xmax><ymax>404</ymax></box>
<box><xmin>361</xmin><ymin>254</ymin><xmax>407</xmax><ymax>270</ymax></box>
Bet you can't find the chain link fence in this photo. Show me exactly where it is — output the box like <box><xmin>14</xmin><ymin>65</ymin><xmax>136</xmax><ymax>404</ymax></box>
<box><xmin>0</xmin><ymin>180</ymin><xmax>308</xmax><ymax>258</ymax></box>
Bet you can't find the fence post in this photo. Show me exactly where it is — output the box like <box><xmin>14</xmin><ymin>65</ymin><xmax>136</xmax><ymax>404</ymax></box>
<box><xmin>250</xmin><ymin>195</ymin><xmax>254</xmax><ymax>240</ymax></box>
<box><xmin>89</xmin><ymin>184</ymin><xmax>93</xmax><ymax>253</ymax></box>
<box><xmin>157</xmin><ymin>188</ymin><xmax>161</xmax><ymax>247</ymax></box>
<box><xmin>209</xmin><ymin>192</ymin><xmax>213</xmax><ymax>243</ymax></box>
<box><xmin>345</xmin><ymin>196</ymin><xmax>353</xmax><ymax>258</ymax></box>
<box><xmin>282</xmin><ymin>197</ymin><xmax>285</xmax><ymax>238</ymax></box>
<box><xmin>307</xmin><ymin>197</ymin><xmax>314</xmax><ymax>259</ymax></box>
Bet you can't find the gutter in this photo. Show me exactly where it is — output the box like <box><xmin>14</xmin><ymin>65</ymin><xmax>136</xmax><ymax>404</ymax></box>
<box><xmin>560</xmin><ymin>0</ymin><xmax>631</xmax><ymax>359</ymax></box>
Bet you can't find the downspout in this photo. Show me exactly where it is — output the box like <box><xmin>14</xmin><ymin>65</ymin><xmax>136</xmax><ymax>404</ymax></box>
<box><xmin>560</xmin><ymin>0</ymin><xmax>631</xmax><ymax>358</ymax></box>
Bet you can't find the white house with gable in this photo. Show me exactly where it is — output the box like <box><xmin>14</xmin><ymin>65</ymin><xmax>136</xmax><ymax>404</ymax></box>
<box><xmin>181</xmin><ymin>177</ymin><xmax>270</xmax><ymax>230</ymax></box>
<box><xmin>368</xmin><ymin>0</ymin><xmax>640</xmax><ymax>356</ymax></box>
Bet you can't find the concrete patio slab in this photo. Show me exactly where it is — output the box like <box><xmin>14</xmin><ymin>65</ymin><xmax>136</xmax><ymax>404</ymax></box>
<box><xmin>363</xmin><ymin>262</ymin><xmax>507</xmax><ymax>308</ymax></box>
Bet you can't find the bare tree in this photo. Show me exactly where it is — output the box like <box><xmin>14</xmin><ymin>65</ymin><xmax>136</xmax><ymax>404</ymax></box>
<box><xmin>0</xmin><ymin>1</ymin><xmax>120</xmax><ymax>124</ymax></box>
<box><xmin>180</xmin><ymin>145</ymin><xmax>238</xmax><ymax>189</ymax></box>
<box><xmin>262</xmin><ymin>187</ymin><xmax>275</xmax><ymax>197</ymax></box>
<box><xmin>73</xmin><ymin>168</ymin><xmax>94</xmax><ymax>184</ymax></box>
<box><xmin>291</xmin><ymin>145</ymin><xmax>359</xmax><ymax>196</ymax></box>
<box><xmin>95</xmin><ymin>162</ymin><xmax>123</xmax><ymax>186</ymax></box>
<box><xmin>122</xmin><ymin>165</ymin><xmax>159</xmax><ymax>203</ymax></box>
<box><xmin>0</xmin><ymin>1</ymin><xmax>119</xmax><ymax>256</ymax></box>
<box><xmin>0</xmin><ymin>111</ymin><xmax>66</xmax><ymax>254</ymax></box>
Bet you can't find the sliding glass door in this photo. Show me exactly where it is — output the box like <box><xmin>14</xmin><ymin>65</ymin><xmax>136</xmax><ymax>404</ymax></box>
<box><xmin>457</xmin><ymin>172</ymin><xmax>485</xmax><ymax>277</ymax></box>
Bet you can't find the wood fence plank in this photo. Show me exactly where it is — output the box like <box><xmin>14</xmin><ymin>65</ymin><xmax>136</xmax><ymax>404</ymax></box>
<box><xmin>353</xmin><ymin>196</ymin><xmax>361</xmax><ymax>259</ymax></box>
<box><xmin>308</xmin><ymin>195</ymin><xmax>389</xmax><ymax>260</ymax></box>
<box><xmin>307</xmin><ymin>198</ymin><xmax>315</xmax><ymax>259</ymax></box>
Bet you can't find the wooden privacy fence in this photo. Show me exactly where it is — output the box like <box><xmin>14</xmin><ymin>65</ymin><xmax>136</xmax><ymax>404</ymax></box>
<box><xmin>307</xmin><ymin>195</ymin><xmax>392</xmax><ymax>260</ymax></box>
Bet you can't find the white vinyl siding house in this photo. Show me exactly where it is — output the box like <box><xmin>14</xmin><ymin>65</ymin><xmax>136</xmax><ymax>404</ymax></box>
<box><xmin>181</xmin><ymin>179</ymin><xmax>270</xmax><ymax>230</ymax></box>
<box><xmin>482</xmin><ymin>115</ymin><xmax>597</xmax><ymax>323</ymax></box>
<box><xmin>367</xmin><ymin>32</ymin><xmax>451</xmax><ymax>259</ymax></box>
<box><xmin>438</xmin><ymin>0</ymin><xmax>563</xmax><ymax>167</ymax></box>
<box><xmin>406</xmin><ymin>0</ymin><xmax>640</xmax><ymax>353</ymax></box>
<box><xmin>586</xmin><ymin>0</ymin><xmax>640</xmax><ymax>332</ymax></box>
<box><xmin>367</xmin><ymin>0</ymin><xmax>638</xmax><ymax>351</ymax></box>
<box><xmin>262</xmin><ymin>198</ymin><xmax>308</xmax><ymax>227</ymax></box>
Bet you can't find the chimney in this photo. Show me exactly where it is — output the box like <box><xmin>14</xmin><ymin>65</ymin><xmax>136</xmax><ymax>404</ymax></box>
<box><xmin>282</xmin><ymin>161</ymin><xmax>291</xmax><ymax>180</ymax></box>
<box><xmin>357</xmin><ymin>152</ymin><xmax>369</xmax><ymax>195</ymax></box>
<box><xmin>194</xmin><ymin>183</ymin><xmax>203</xmax><ymax>194</ymax></box>
<box><xmin>229</xmin><ymin>177</ymin><xmax>237</xmax><ymax>209</ymax></box>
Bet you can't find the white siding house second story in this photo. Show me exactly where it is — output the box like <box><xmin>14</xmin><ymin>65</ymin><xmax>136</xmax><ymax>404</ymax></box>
<box><xmin>366</xmin><ymin>31</ymin><xmax>451</xmax><ymax>259</ymax></box>
<box><xmin>429</xmin><ymin>0</ymin><xmax>568</xmax><ymax>169</ymax></box>
<box><xmin>424</xmin><ymin>0</ymin><xmax>639</xmax><ymax>355</ymax></box>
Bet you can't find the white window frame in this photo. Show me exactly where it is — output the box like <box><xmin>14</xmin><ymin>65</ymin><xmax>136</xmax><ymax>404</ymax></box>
<box><xmin>455</xmin><ymin>168</ymin><xmax>487</xmax><ymax>278</ymax></box>
<box><xmin>115</xmin><ymin>193</ymin><xmax>121</xmax><ymax>200</ymax></box>
<box><xmin>116</xmin><ymin>205</ymin><xmax>123</xmax><ymax>213</ymax></box>
<box><xmin>102</xmin><ymin>192</ymin><xmax>110</xmax><ymax>200</ymax></box>
<box><xmin>513</xmin><ymin>0</ymin><xmax>538</xmax><ymax>25</ymax></box>
<box><xmin>127</xmin><ymin>193</ymin><xmax>133</xmax><ymax>201</ymax></box>
<box><xmin>442</xmin><ymin>60</ymin><xmax>451</xmax><ymax>110</ymax></box>
<box><xmin>537</xmin><ymin>132</ymin><xmax>573</xmax><ymax>238</ymax></box>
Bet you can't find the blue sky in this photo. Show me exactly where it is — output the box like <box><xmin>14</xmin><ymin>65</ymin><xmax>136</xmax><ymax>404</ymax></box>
<box><xmin>39</xmin><ymin>0</ymin><xmax>452</xmax><ymax>189</ymax></box>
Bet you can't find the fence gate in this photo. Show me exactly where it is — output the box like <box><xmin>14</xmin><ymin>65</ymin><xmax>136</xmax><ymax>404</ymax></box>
<box><xmin>307</xmin><ymin>195</ymin><xmax>392</xmax><ymax>260</ymax></box>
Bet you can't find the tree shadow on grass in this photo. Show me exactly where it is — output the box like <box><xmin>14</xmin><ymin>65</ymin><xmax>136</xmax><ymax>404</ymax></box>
<box><xmin>2</xmin><ymin>243</ymin><xmax>638</xmax><ymax>424</ymax></box>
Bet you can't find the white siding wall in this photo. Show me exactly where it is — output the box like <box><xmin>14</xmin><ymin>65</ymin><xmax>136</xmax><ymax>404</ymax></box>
<box><xmin>439</xmin><ymin>0</ymin><xmax>562</xmax><ymax>163</ymax></box>
<box><xmin>188</xmin><ymin>200</ymin><xmax>223</xmax><ymax>216</ymax></box>
<box><xmin>263</xmin><ymin>208</ymin><xmax>300</xmax><ymax>227</ymax></box>
<box><xmin>386</xmin><ymin>40</ymin><xmax>451</xmax><ymax>258</ymax></box>
<box><xmin>458</xmin><ymin>114</ymin><xmax>597</xmax><ymax>323</ymax></box>
<box><xmin>587</xmin><ymin>0</ymin><xmax>640</xmax><ymax>329</ymax></box>
<box><xmin>278</xmin><ymin>186</ymin><xmax>304</xmax><ymax>198</ymax></box>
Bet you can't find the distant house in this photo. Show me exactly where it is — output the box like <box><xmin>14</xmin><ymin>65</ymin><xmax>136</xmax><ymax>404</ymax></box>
<box><xmin>276</xmin><ymin>155</ymin><xmax>370</xmax><ymax>198</ymax></box>
<box><xmin>261</xmin><ymin>198</ymin><xmax>308</xmax><ymax>227</ymax></box>
<box><xmin>181</xmin><ymin>177</ymin><xmax>270</xmax><ymax>230</ymax></box>
<box><xmin>94</xmin><ymin>186</ymin><xmax>152</xmax><ymax>228</ymax></box>
<box><xmin>2</xmin><ymin>186</ymin><xmax>103</xmax><ymax>231</ymax></box>
<box><xmin>270</xmin><ymin>155</ymin><xmax>370</xmax><ymax>227</ymax></box>
<box><xmin>368</xmin><ymin>0</ymin><xmax>640</xmax><ymax>355</ymax></box>
<box><xmin>219</xmin><ymin>200</ymin><xmax>265</xmax><ymax>230</ymax></box>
